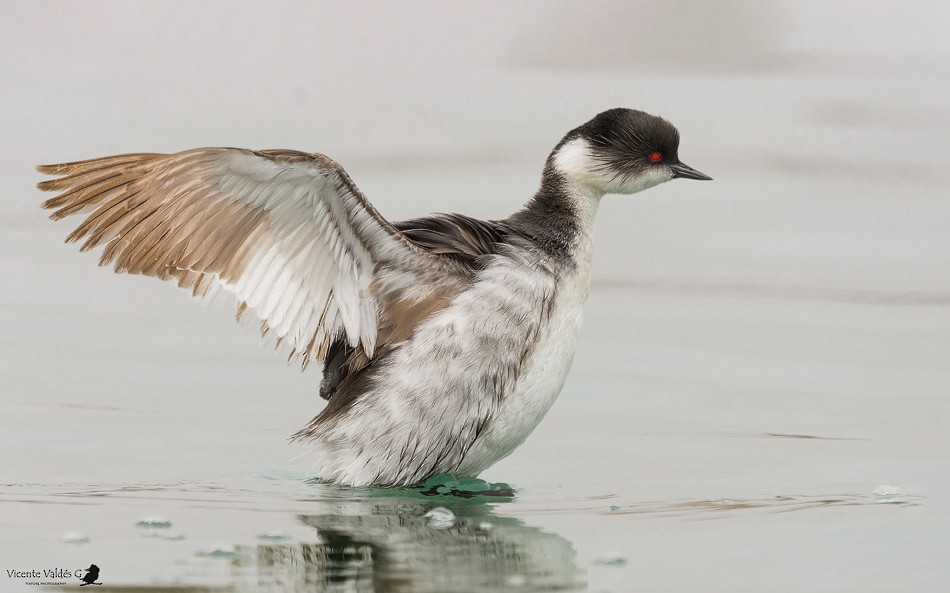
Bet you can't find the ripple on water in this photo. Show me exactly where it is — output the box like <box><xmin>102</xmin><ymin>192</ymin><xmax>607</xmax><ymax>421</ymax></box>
<box><xmin>600</xmin><ymin>490</ymin><xmax>923</xmax><ymax>518</ymax></box>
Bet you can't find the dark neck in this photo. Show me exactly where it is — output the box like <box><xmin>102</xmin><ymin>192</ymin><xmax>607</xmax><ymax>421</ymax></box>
<box><xmin>505</xmin><ymin>165</ymin><xmax>587</xmax><ymax>264</ymax></box>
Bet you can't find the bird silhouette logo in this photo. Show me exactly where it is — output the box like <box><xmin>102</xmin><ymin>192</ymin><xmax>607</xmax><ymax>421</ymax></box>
<box><xmin>79</xmin><ymin>564</ymin><xmax>101</xmax><ymax>586</ymax></box>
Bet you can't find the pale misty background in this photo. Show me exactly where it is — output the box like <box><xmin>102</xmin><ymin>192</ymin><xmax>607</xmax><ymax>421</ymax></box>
<box><xmin>1</xmin><ymin>2</ymin><xmax>949</xmax><ymax>592</ymax></box>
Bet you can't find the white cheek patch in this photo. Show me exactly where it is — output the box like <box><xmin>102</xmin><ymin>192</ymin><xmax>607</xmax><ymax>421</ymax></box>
<box><xmin>552</xmin><ymin>137</ymin><xmax>672</xmax><ymax>195</ymax></box>
<box><xmin>552</xmin><ymin>138</ymin><xmax>601</xmax><ymax>184</ymax></box>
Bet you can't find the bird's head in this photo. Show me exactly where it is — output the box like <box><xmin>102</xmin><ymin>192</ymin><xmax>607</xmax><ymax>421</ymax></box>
<box><xmin>549</xmin><ymin>108</ymin><xmax>711</xmax><ymax>195</ymax></box>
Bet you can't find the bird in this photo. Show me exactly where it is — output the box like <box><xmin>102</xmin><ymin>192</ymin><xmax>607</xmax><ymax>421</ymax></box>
<box><xmin>79</xmin><ymin>564</ymin><xmax>101</xmax><ymax>586</ymax></box>
<box><xmin>38</xmin><ymin>108</ymin><xmax>711</xmax><ymax>487</ymax></box>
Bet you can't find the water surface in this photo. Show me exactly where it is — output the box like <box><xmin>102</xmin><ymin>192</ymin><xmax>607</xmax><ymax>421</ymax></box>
<box><xmin>2</xmin><ymin>2</ymin><xmax>949</xmax><ymax>591</ymax></box>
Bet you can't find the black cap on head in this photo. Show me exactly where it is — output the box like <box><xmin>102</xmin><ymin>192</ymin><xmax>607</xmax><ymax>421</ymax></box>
<box><xmin>566</xmin><ymin>108</ymin><xmax>710</xmax><ymax>182</ymax></box>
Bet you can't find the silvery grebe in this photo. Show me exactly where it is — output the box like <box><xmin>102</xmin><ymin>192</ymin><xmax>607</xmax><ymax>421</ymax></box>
<box><xmin>38</xmin><ymin>108</ymin><xmax>710</xmax><ymax>486</ymax></box>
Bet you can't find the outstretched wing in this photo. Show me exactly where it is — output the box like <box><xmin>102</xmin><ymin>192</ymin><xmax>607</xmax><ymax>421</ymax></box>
<box><xmin>38</xmin><ymin>148</ymin><xmax>463</xmax><ymax>368</ymax></box>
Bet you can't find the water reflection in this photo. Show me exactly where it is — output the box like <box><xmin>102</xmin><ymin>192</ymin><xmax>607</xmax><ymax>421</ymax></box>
<box><xmin>228</xmin><ymin>491</ymin><xmax>582</xmax><ymax>593</ymax></box>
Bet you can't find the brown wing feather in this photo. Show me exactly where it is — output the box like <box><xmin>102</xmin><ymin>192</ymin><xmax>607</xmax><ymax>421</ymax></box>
<box><xmin>38</xmin><ymin>148</ymin><xmax>467</xmax><ymax>371</ymax></box>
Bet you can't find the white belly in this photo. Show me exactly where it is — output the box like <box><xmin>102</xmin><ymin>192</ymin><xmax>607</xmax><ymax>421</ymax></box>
<box><xmin>455</xmin><ymin>265</ymin><xmax>590</xmax><ymax>476</ymax></box>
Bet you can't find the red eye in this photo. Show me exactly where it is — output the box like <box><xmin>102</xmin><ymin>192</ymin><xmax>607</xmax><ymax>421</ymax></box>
<box><xmin>649</xmin><ymin>152</ymin><xmax>662</xmax><ymax>162</ymax></box>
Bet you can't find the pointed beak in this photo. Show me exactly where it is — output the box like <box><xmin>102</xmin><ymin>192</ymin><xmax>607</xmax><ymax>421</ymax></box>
<box><xmin>669</xmin><ymin>161</ymin><xmax>713</xmax><ymax>181</ymax></box>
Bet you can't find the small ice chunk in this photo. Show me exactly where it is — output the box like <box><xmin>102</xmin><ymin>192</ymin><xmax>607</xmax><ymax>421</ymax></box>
<box><xmin>477</xmin><ymin>521</ymin><xmax>494</xmax><ymax>531</ymax></box>
<box><xmin>872</xmin><ymin>485</ymin><xmax>902</xmax><ymax>502</ymax></box>
<box><xmin>199</xmin><ymin>543</ymin><xmax>237</xmax><ymax>558</ymax></box>
<box><xmin>61</xmin><ymin>532</ymin><xmax>89</xmax><ymax>544</ymax></box>
<box><xmin>257</xmin><ymin>531</ymin><xmax>289</xmax><ymax>541</ymax></box>
<box><xmin>596</xmin><ymin>552</ymin><xmax>627</xmax><ymax>567</ymax></box>
<box><xmin>423</xmin><ymin>507</ymin><xmax>455</xmax><ymax>530</ymax></box>
<box><xmin>505</xmin><ymin>574</ymin><xmax>527</xmax><ymax>587</ymax></box>
<box><xmin>136</xmin><ymin>516</ymin><xmax>172</xmax><ymax>529</ymax></box>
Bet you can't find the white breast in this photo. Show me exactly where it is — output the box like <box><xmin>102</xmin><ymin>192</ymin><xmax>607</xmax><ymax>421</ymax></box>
<box><xmin>456</xmin><ymin>191</ymin><xmax>598</xmax><ymax>476</ymax></box>
<box><xmin>455</xmin><ymin>257</ymin><xmax>592</xmax><ymax>475</ymax></box>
